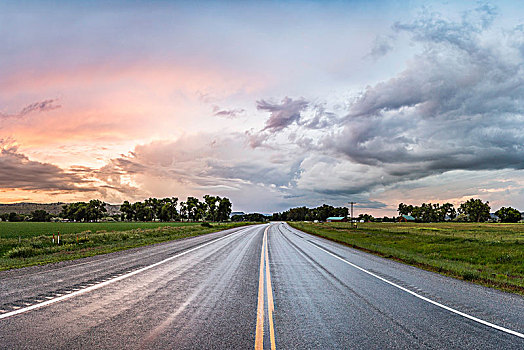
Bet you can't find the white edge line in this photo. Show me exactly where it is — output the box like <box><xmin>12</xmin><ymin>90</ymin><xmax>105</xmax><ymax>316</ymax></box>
<box><xmin>0</xmin><ymin>226</ymin><xmax>255</xmax><ymax>320</ymax></box>
<box><xmin>299</xmin><ymin>233</ymin><xmax>524</xmax><ymax>339</ymax></box>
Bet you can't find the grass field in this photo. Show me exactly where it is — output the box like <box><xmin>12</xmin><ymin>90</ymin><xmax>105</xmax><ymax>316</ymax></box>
<box><xmin>0</xmin><ymin>221</ymin><xmax>251</xmax><ymax>271</ymax></box>
<box><xmin>0</xmin><ymin>221</ymin><xmax>202</xmax><ymax>239</ymax></box>
<box><xmin>288</xmin><ymin>221</ymin><xmax>524</xmax><ymax>295</ymax></box>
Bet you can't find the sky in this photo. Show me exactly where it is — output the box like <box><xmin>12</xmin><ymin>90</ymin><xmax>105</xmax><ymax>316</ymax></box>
<box><xmin>1</xmin><ymin>0</ymin><xmax>524</xmax><ymax>215</ymax></box>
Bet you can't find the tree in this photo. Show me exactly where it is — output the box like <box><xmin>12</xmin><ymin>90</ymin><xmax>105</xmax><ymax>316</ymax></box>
<box><xmin>458</xmin><ymin>198</ymin><xmax>491</xmax><ymax>222</ymax></box>
<box><xmin>217</xmin><ymin>197</ymin><xmax>232</xmax><ymax>221</ymax></box>
<box><xmin>495</xmin><ymin>207</ymin><xmax>521</xmax><ymax>223</ymax></box>
<box><xmin>87</xmin><ymin>199</ymin><xmax>107</xmax><ymax>222</ymax></box>
<box><xmin>179</xmin><ymin>201</ymin><xmax>188</xmax><ymax>221</ymax></box>
<box><xmin>31</xmin><ymin>210</ymin><xmax>51</xmax><ymax>222</ymax></box>
<box><xmin>132</xmin><ymin>201</ymin><xmax>153</xmax><ymax>221</ymax></box>
<box><xmin>158</xmin><ymin>197</ymin><xmax>178</xmax><ymax>222</ymax></box>
<box><xmin>204</xmin><ymin>195</ymin><xmax>220</xmax><ymax>222</ymax></box>
<box><xmin>120</xmin><ymin>201</ymin><xmax>134</xmax><ymax>221</ymax></box>
<box><xmin>61</xmin><ymin>202</ymin><xmax>88</xmax><ymax>222</ymax></box>
<box><xmin>8</xmin><ymin>212</ymin><xmax>22</xmax><ymax>222</ymax></box>
<box><xmin>232</xmin><ymin>213</ymin><xmax>267</xmax><ymax>222</ymax></box>
<box><xmin>358</xmin><ymin>214</ymin><xmax>374</xmax><ymax>222</ymax></box>
<box><xmin>441</xmin><ymin>202</ymin><xmax>456</xmax><ymax>220</ymax></box>
<box><xmin>185</xmin><ymin>197</ymin><xmax>201</xmax><ymax>221</ymax></box>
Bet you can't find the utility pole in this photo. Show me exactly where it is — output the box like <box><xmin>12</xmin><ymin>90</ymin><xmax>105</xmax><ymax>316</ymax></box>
<box><xmin>348</xmin><ymin>202</ymin><xmax>356</xmax><ymax>228</ymax></box>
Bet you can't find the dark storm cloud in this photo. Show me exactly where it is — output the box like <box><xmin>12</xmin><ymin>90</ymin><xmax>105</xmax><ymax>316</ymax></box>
<box><xmin>0</xmin><ymin>142</ymin><xmax>94</xmax><ymax>192</ymax></box>
<box><xmin>328</xmin><ymin>4</ymin><xmax>524</xmax><ymax>184</ymax></box>
<box><xmin>1</xmin><ymin>99</ymin><xmax>61</xmax><ymax>119</ymax></box>
<box><xmin>257</xmin><ymin>97</ymin><xmax>309</xmax><ymax>132</ymax></box>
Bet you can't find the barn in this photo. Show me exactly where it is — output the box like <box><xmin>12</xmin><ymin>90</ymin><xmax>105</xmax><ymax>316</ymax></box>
<box><xmin>398</xmin><ymin>215</ymin><xmax>415</xmax><ymax>222</ymax></box>
<box><xmin>326</xmin><ymin>216</ymin><xmax>347</xmax><ymax>222</ymax></box>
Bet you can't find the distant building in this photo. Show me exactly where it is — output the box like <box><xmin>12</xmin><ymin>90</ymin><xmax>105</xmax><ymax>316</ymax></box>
<box><xmin>326</xmin><ymin>217</ymin><xmax>347</xmax><ymax>222</ymax></box>
<box><xmin>398</xmin><ymin>215</ymin><xmax>415</xmax><ymax>222</ymax></box>
<box><xmin>489</xmin><ymin>213</ymin><xmax>500</xmax><ymax>222</ymax></box>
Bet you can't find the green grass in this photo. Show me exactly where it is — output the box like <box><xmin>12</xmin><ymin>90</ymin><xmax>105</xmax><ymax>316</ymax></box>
<box><xmin>288</xmin><ymin>222</ymin><xmax>524</xmax><ymax>295</ymax></box>
<box><xmin>0</xmin><ymin>221</ymin><xmax>200</xmax><ymax>239</ymax></box>
<box><xmin>0</xmin><ymin>222</ymin><xmax>252</xmax><ymax>270</ymax></box>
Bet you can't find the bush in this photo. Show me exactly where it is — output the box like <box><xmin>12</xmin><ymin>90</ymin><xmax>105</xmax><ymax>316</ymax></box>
<box><xmin>201</xmin><ymin>222</ymin><xmax>212</xmax><ymax>228</ymax></box>
<box><xmin>462</xmin><ymin>271</ymin><xmax>480</xmax><ymax>281</ymax></box>
<box><xmin>4</xmin><ymin>246</ymin><xmax>37</xmax><ymax>259</ymax></box>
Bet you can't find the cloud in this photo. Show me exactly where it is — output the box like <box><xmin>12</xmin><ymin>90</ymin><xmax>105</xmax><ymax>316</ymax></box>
<box><xmin>257</xmin><ymin>97</ymin><xmax>309</xmax><ymax>132</ymax></box>
<box><xmin>326</xmin><ymin>4</ymin><xmax>524</xmax><ymax>186</ymax></box>
<box><xmin>1</xmin><ymin>99</ymin><xmax>61</xmax><ymax>119</ymax></box>
<box><xmin>0</xmin><ymin>140</ymin><xmax>93</xmax><ymax>192</ymax></box>
<box><xmin>212</xmin><ymin>105</ymin><xmax>245</xmax><ymax>118</ymax></box>
<box><xmin>367</xmin><ymin>35</ymin><xmax>394</xmax><ymax>59</ymax></box>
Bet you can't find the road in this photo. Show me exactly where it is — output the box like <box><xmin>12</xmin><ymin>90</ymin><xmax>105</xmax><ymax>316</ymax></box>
<box><xmin>0</xmin><ymin>223</ymin><xmax>523</xmax><ymax>349</ymax></box>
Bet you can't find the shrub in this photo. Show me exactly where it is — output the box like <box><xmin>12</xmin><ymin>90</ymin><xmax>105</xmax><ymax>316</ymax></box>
<box><xmin>462</xmin><ymin>271</ymin><xmax>480</xmax><ymax>281</ymax></box>
<box><xmin>4</xmin><ymin>246</ymin><xmax>38</xmax><ymax>259</ymax></box>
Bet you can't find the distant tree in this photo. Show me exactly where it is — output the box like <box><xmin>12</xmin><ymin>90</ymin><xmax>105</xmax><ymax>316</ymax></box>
<box><xmin>120</xmin><ymin>201</ymin><xmax>134</xmax><ymax>221</ymax></box>
<box><xmin>495</xmin><ymin>207</ymin><xmax>521</xmax><ymax>223</ymax></box>
<box><xmin>132</xmin><ymin>201</ymin><xmax>153</xmax><ymax>221</ymax></box>
<box><xmin>179</xmin><ymin>201</ymin><xmax>188</xmax><ymax>221</ymax></box>
<box><xmin>87</xmin><ymin>199</ymin><xmax>106</xmax><ymax>222</ymax></box>
<box><xmin>185</xmin><ymin>197</ymin><xmax>201</xmax><ymax>221</ymax></box>
<box><xmin>159</xmin><ymin>197</ymin><xmax>178</xmax><ymax>222</ymax></box>
<box><xmin>203</xmin><ymin>195</ymin><xmax>220</xmax><ymax>222</ymax></box>
<box><xmin>458</xmin><ymin>198</ymin><xmax>491</xmax><ymax>222</ymax></box>
<box><xmin>358</xmin><ymin>214</ymin><xmax>374</xmax><ymax>222</ymax></box>
<box><xmin>397</xmin><ymin>203</ymin><xmax>413</xmax><ymax>216</ymax></box>
<box><xmin>272</xmin><ymin>204</ymin><xmax>349</xmax><ymax>222</ymax></box>
<box><xmin>31</xmin><ymin>209</ymin><xmax>51</xmax><ymax>222</ymax></box>
<box><xmin>441</xmin><ymin>202</ymin><xmax>456</xmax><ymax>220</ymax></box>
<box><xmin>0</xmin><ymin>213</ymin><xmax>8</xmax><ymax>221</ymax></box>
<box><xmin>61</xmin><ymin>202</ymin><xmax>88</xmax><ymax>222</ymax></box>
<box><xmin>232</xmin><ymin>213</ymin><xmax>267</xmax><ymax>222</ymax></box>
<box><xmin>217</xmin><ymin>197</ymin><xmax>232</xmax><ymax>221</ymax></box>
<box><xmin>231</xmin><ymin>214</ymin><xmax>244</xmax><ymax>222</ymax></box>
<box><xmin>8</xmin><ymin>212</ymin><xmax>21</xmax><ymax>222</ymax></box>
<box><xmin>397</xmin><ymin>202</ymin><xmax>455</xmax><ymax>222</ymax></box>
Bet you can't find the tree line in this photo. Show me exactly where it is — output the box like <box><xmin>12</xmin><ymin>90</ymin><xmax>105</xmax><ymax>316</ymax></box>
<box><xmin>0</xmin><ymin>195</ymin><xmax>234</xmax><ymax>223</ymax></box>
<box><xmin>119</xmin><ymin>195</ymin><xmax>232</xmax><ymax>222</ymax></box>
<box><xmin>0</xmin><ymin>210</ymin><xmax>53</xmax><ymax>222</ymax></box>
<box><xmin>231</xmin><ymin>213</ymin><xmax>269</xmax><ymax>222</ymax></box>
<box><xmin>271</xmin><ymin>204</ymin><xmax>349</xmax><ymax>222</ymax></box>
<box><xmin>398</xmin><ymin>198</ymin><xmax>522</xmax><ymax>223</ymax></box>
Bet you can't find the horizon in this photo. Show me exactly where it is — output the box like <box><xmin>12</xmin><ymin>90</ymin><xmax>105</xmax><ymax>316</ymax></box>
<box><xmin>2</xmin><ymin>1</ymin><xmax>524</xmax><ymax>216</ymax></box>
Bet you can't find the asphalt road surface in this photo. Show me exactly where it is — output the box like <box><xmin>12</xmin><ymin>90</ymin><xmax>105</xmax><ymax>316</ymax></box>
<box><xmin>0</xmin><ymin>223</ymin><xmax>523</xmax><ymax>349</ymax></box>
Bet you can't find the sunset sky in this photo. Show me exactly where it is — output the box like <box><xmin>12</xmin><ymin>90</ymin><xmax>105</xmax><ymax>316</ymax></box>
<box><xmin>1</xmin><ymin>0</ymin><xmax>524</xmax><ymax>215</ymax></box>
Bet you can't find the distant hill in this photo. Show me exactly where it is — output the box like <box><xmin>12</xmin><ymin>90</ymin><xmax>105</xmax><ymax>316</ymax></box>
<box><xmin>0</xmin><ymin>202</ymin><xmax>121</xmax><ymax>216</ymax></box>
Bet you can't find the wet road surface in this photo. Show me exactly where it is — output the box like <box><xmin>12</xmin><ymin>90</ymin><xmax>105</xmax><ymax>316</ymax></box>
<box><xmin>0</xmin><ymin>223</ymin><xmax>523</xmax><ymax>349</ymax></box>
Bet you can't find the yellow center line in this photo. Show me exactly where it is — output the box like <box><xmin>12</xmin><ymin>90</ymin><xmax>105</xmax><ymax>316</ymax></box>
<box><xmin>255</xmin><ymin>226</ymin><xmax>266</xmax><ymax>350</ymax></box>
<box><xmin>265</xmin><ymin>226</ymin><xmax>276</xmax><ymax>350</ymax></box>
<box><xmin>255</xmin><ymin>225</ymin><xmax>277</xmax><ymax>350</ymax></box>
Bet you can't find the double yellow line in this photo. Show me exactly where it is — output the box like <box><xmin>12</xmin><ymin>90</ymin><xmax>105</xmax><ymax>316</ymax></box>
<box><xmin>255</xmin><ymin>225</ymin><xmax>276</xmax><ymax>350</ymax></box>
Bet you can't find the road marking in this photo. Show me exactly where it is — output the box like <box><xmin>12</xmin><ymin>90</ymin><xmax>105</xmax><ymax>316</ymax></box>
<box><xmin>265</xmin><ymin>227</ymin><xmax>276</xmax><ymax>350</ymax></box>
<box><xmin>0</xmin><ymin>226</ymin><xmax>255</xmax><ymax>321</ymax></box>
<box><xmin>297</xmin><ymin>230</ymin><xmax>524</xmax><ymax>339</ymax></box>
<box><xmin>255</xmin><ymin>228</ymin><xmax>266</xmax><ymax>350</ymax></box>
<box><xmin>255</xmin><ymin>225</ymin><xmax>277</xmax><ymax>350</ymax></box>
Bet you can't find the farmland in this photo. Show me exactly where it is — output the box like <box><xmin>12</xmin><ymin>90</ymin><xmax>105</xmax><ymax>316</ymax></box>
<box><xmin>0</xmin><ymin>221</ymin><xmax>251</xmax><ymax>270</ymax></box>
<box><xmin>288</xmin><ymin>221</ymin><xmax>524</xmax><ymax>294</ymax></box>
<box><xmin>0</xmin><ymin>221</ymin><xmax>202</xmax><ymax>239</ymax></box>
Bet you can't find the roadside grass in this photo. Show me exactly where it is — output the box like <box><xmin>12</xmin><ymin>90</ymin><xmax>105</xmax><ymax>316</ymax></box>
<box><xmin>0</xmin><ymin>222</ymin><xmax>252</xmax><ymax>270</ymax></box>
<box><xmin>288</xmin><ymin>222</ymin><xmax>524</xmax><ymax>295</ymax></box>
